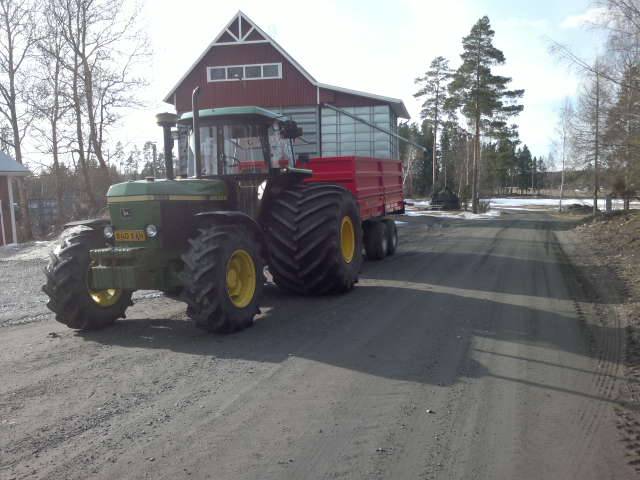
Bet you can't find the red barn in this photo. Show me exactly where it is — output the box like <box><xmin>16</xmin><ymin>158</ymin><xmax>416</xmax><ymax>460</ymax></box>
<box><xmin>0</xmin><ymin>152</ymin><xmax>28</xmax><ymax>246</ymax></box>
<box><xmin>164</xmin><ymin>11</ymin><xmax>409</xmax><ymax>169</ymax></box>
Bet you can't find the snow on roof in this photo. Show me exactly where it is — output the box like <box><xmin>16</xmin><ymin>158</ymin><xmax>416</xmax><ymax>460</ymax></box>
<box><xmin>0</xmin><ymin>151</ymin><xmax>29</xmax><ymax>176</ymax></box>
<box><xmin>163</xmin><ymin>11</ymin><xmax>410</xmax><ymax>119</ymax></box>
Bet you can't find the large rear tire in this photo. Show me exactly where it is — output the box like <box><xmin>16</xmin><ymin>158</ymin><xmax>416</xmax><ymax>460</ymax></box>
<box><xmin>265</xmin><ymin>184</ymin><xmax>363</xmax><ymax>295</ymax></box>
<box><xmin>181</xmin><ymin>225</ymin><xmax>263</xmax><ymax>333</ymax></box>
<box><xmin>42</xmin><ymin>227</ymin><xmax>133</xmax><ymax>330</ymax></box>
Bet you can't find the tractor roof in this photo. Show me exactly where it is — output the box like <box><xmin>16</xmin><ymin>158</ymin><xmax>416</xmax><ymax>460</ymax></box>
<box><xmin>178</xmin><ymin>106</ymin><xmax>285</xmax><ymax>124</ymax></box>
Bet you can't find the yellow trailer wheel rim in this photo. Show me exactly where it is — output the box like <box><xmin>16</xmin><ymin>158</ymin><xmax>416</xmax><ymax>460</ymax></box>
<box><xmin>226</xmin><ymin>249</ymin><xmax>257</xmax><ymax>308</ymax></box>
<box><xmin>340</xmin><ymin>216</ymin><xmax>356</xmax><ymax>264</ymax></box>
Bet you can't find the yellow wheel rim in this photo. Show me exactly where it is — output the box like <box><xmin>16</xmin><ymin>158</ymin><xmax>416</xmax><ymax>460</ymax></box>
<box><xmin>89</xmin><ymin>288</ymin><xmax>122</xmax><ymax>307</ymax></box>
<box><xmin>87</xmin><ymin>265</ymin><xmax>122</xmax><ymax>307</ymax></box>
<box><xmin>226</xmin><ymin>249</ymin><xmax>257</xmax><ymax>308</ymax></box>
<box><xmin>340</xmin><ymin>216</ymin><xmax>356</xmax><ymax>264</ymax></box>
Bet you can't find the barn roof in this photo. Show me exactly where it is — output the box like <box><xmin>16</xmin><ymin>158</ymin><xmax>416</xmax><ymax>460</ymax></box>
<box><xmin>163</xmin><ymin>11</ymin><xmax>410</xmax><ymax>119</ymax></box>
<box><xmin>0</xmin><ymin>151</ymin><xmax>29</xmax><ymax>176</ymax></box>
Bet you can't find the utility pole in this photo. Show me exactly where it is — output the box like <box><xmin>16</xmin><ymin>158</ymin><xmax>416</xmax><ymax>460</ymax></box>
<box><xmin>559</xmin><ymin>125</ymin><xmax>566</xmax><ymax>212</ymax></box>
<box><xmin>594</xmin><ymin>71</ymin><xmax>600</xmax><ymax>216</ymax></box>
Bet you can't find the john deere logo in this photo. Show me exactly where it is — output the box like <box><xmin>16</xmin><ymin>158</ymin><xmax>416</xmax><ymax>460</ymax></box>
<box><xmin>120</xmin><ymin>208</ymin><xmax>132</xmax><ymax>217</ymax></box>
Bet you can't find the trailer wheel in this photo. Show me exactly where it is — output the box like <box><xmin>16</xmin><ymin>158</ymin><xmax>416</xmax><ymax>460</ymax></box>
<box><xmin>265</xmin><ymin>183</ymin><xmax>363</xmax><ymax>294</ymax></box>
<box><xmin>42</xmin><ymin>227</ymin><xmax>133</xmax><ymax>330</ymax></box>
<box><xmin>181</xmin><ymin>225</ymin><xmax>263</xmax><ymax>333</ymax></box>
<box><xmin>364</xmin><ymin>221</ymin><xmax>387</xmax><ymax>260</ymax></box>
<box><xmin>383</xmin><ymin>219</ymin><xmax>398</xmax><ymax>256</ymax></box>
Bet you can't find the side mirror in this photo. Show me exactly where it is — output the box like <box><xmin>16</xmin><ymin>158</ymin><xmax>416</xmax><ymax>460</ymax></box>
<box><xmin>279</xmin><ymin>120</ymin><xmax>303</xmax><ymax>139</ymax></box>
<box><xmin>297</xmin><ymin>153</ymin><xmax>310</xmax><ymax>165</ymax></box>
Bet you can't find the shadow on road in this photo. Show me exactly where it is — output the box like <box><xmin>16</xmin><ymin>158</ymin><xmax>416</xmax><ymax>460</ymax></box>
<box><xmin>77</xmin><ymin>213</ymin><xmax>626</xmax><ymax>407</ymax></box>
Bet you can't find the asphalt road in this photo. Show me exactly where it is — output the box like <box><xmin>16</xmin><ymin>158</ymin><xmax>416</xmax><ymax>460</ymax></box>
<box><xmin>0</xmin><ymin>212</ymin><xmax>632</xmax><ymax>479</ymax></box>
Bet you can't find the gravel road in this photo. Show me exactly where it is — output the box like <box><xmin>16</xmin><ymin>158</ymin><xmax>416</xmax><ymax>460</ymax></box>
<box><xmin>0</xmin><ymin>212</ymin><xmax>633</xmax><ymax>479</ymax></box>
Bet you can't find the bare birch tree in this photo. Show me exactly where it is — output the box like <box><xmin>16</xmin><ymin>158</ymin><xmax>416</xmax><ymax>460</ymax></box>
<box><xmin>52</xmin><ymin>0</ymin><xmax>148</xmax><ymax>180</ymax></box>
<box><xmin>556</xmin><ymin>98</ymin><xmax>575</xmax><ymax>212</ymax></box>
<box><xmin>0</xmin><ymin>0</ymin><xmax>38</xmax><ymax>240</ymax></box>
<box><xmin>31</xmin><ymin>5</ymin><xmax>70</xmax><ymax>225</ymax></box>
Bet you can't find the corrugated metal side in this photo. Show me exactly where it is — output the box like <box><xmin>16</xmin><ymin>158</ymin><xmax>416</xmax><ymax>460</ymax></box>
<box><xmin>320</xmin><ymin>106</ymin><xmax>397</xmax><ymax>159</ymax></box>
<box><xmin>0</xmin><ymin>176</ymin><xmax>11</xmax><ymax>245</ymax></box>
<box><xmin>173</xmin><ymin>43</ymin><xmax>317</xmax><ymax>113</ymax></box>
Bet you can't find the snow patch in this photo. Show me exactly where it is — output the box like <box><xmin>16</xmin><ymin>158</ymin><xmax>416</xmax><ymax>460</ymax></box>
<box><xmin>0</xmin><ymin>240</ymin><xmax>55</xmax><ymax>262</ymax></box>
<box><xmin>404</xmin><ymin>210</ymin><xmax>501</xmax><ymax>220</ymax></box>
<box><xmin>487</xmin><ymin>197</ymin><xmax>640</xmax><ymax>211</ymax></box>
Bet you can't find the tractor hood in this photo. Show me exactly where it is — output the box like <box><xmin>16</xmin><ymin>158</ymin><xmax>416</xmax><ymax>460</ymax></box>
<box><xmin>106</xmin><ymin>178</ymin><xmax>227</xmax><ymax>203</ymax></box>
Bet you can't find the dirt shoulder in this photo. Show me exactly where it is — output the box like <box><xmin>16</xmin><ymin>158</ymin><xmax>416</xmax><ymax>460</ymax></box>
<box><xmin>556</xmin><ymin>210</ymin><xmax>640</xmax><ymax>473</ymax></box>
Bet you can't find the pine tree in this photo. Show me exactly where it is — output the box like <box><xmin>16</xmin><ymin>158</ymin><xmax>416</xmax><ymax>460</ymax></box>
<box><xmin>516</xmin><ymin>145</ymin><xmax>533</xmax><ymax>193</ymax></box>
<box><xmin>414</xmin><ymin>56</ymin><xmax>453</xmax><ymax>193</ymax></box>
<box><xmin>448</xmin><ymin>16</ymin><xmax>524</xmax><ymax>212</ymax></box>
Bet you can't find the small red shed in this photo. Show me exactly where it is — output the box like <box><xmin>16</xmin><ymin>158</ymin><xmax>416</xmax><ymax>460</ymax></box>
<box><xmin>0</xmin><ymin>152</ymin><xmax>28</xmax><ymax>246</ymax></box>
<box><xmin>164</xmin><ymin>11</ymin><xmax>410</xmax><ymax>171</ymax></box>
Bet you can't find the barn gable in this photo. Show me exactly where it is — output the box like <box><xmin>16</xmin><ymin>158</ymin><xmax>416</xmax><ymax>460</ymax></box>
<box><xmin>164</xmin><ymin>11</ymin><xmax>409</xmax><ymax>119</ymax></box>
<box><xmin>166</xmin><ymin>11</ymin><xmax>409</xmax><ymax>162</ymax></box>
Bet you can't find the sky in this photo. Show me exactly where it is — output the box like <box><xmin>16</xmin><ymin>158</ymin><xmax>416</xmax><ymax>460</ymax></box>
<box><xmin>109</xmin><ymin>0</ymin><xmax>607</xmax><ymax>168</ymax></box>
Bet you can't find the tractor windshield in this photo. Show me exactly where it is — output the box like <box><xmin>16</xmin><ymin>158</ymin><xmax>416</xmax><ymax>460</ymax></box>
<box><xmin>179</xmin><ymin>118</ymin><xmax>295</xmax><ymax>177</ymax></box>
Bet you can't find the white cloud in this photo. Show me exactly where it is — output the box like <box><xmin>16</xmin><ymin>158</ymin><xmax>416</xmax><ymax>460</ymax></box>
<box><xmin>561</xmin><ymin>6</ymin><xmax>607</xmax><ymax>29</ymax></box>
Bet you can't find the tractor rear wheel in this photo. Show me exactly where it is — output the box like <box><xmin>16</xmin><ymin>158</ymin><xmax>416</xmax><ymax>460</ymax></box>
<box><xmin>265</xmin><ymin>183</ymin><xmax>363</xmax><ymax>295</ymax></box>
<box><xmin>42</xmin><ymin>227</ymin><xmax>133</xmax><ymax>330</ymax></box>
<box><xmin>364</xmin><ymin>221</ymin><xmax>388</xmax><ymax>260</ymax></box>
<box><xmin>181</xmin><ymin>225</ymin><xmax>263</xmax><ymax>333</ymax></box>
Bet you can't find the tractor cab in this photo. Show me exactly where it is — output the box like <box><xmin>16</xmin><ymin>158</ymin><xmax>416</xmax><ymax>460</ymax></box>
<box><xmin>175</xmin><ymin>106</ymin><xmax>301</xmax><ymax>177</ymax></box>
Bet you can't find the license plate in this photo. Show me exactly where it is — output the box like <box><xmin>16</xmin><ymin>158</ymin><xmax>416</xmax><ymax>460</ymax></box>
<box><xmin>115</xmin><ymin>230</ymin><xmax>146</xmax><ymax>242</ymax></box>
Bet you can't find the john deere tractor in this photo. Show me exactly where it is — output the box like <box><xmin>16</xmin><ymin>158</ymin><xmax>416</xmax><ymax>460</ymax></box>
<box><xmin>42</xmin><ymin>90</ymin><xmax>363</xmax><ymax>333</ymax></box>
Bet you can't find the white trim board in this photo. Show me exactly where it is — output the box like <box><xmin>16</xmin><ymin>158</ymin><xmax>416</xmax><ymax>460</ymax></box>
<box><xmin>7</xmin><ymin>176</ymin><xmax>16</xmax><ymax>244</ymax></box>
<box><xmin>0</xmin><ymin>199</ymin><xmax>6</xmax><ymax>246</ymax></box>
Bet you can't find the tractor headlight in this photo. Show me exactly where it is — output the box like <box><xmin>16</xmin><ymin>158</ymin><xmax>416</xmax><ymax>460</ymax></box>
<box><xmin>103</xmin><ymin>225</ymin><xmax>114</xmax><ymax>239</ymax></box>
<box><xmin>145</xmin><ymin>224</ymin><xmax>158</xmax><ymax>238</ymax></box>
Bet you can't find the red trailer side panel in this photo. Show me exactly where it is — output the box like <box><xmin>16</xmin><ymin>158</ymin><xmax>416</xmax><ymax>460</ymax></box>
<box><xmin>305</xmin><ymin>156</ymin><xmax>404</xmax><ymax>221</ymax></box>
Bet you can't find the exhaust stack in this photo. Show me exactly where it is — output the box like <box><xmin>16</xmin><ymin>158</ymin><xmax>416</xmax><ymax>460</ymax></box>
<box><xmin>156</xmin><ymin>112</ymin><xmax>178</xmax><ymax>180</ymax></box>
<box><xmin>192</xmin><ymin>87</ymin><xmax>202</xmax><ymax>179</ymax></box>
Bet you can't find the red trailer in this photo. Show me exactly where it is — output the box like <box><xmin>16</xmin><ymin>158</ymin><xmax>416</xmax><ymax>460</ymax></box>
<box><xmin>306</xmin><ymin>155</ymin><xmax>404</xmax><ymax>260</ymax></box>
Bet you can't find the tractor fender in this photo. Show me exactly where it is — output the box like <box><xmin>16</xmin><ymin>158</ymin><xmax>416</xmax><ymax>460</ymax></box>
<box><xmin>194</xmin><ymin>211</ymin><xmax>264</xmax><ymax>246</ymax></box>
<box><xmin>63</xmin><ymin>218</ymin><xmax>110</xmax><ymax>231</ymax></box>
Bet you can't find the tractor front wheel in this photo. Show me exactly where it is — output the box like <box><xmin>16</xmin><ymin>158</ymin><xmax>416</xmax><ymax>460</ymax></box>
<box><xmin>181</xmin><ymin>225</ymin><xmax>263</xmax><ymax>333</ymax></box>
<box><xmin>42</xmin><ymin>227</ymin><xmax>133</xmax><ymax>330</ymax></box>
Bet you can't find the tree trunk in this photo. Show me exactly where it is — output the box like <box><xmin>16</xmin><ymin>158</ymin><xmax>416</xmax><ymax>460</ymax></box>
<box><xmin>72</xmin><ymin>53</ymin><xmax>97</xmax><ymax>211</ymax></box>
<box><xmin>559</xmin><ymin>130</ymin><xmax>566</xmax><ymax>212</ymax></box>
<box><xmin>472</xmin><ymin>118</ymin><xmax>480</xmax><ymax>214</ymax></box>
<box><xmin>51</xmin><ymin>119</ymin><xmax>65</xmax><ymax>226</ymax></box>
<box><xmin>432</xmin><ymin>98</ymin><xmax>438</xmax><ymax>194</ymax></box>
<box><xmin>82</xmin><ymin>58</ymin><xmax>108</xmax><ymax>177</ymax></box>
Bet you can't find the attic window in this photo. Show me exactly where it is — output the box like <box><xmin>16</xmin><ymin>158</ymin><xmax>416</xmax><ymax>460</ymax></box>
<box><xmin>207</xmin><ymin>63</ymin><xmax>282</xmax><ymax>82</ymax></box>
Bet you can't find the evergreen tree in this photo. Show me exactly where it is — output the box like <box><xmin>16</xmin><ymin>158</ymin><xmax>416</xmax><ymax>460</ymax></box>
<box><xmin>516</xmin><ymin>145</ymin><xmax>533</xmax><ymax>193</ymax></box>
<box><xmin>414</xmin><ymin>56</ymin><xmax>453</xmax><ymax>192</ymax></box>
<box><xmin>448</xmin><ymin>16</ymin><xmax>524</xmax><ymax>212</ymax></box>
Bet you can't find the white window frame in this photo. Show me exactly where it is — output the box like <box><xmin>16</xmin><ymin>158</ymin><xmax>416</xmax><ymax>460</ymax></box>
<box><xmin>207</xmin><ymin>63</ymin><xmax>282</xmax><ymax>83</ymax></box>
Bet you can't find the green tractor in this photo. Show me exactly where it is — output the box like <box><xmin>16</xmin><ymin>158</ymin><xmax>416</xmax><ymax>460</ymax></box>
<box><xmin>42</xmin><ymin>92</ymin><xmax>363</xmax><ymax>333</ymax></box>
